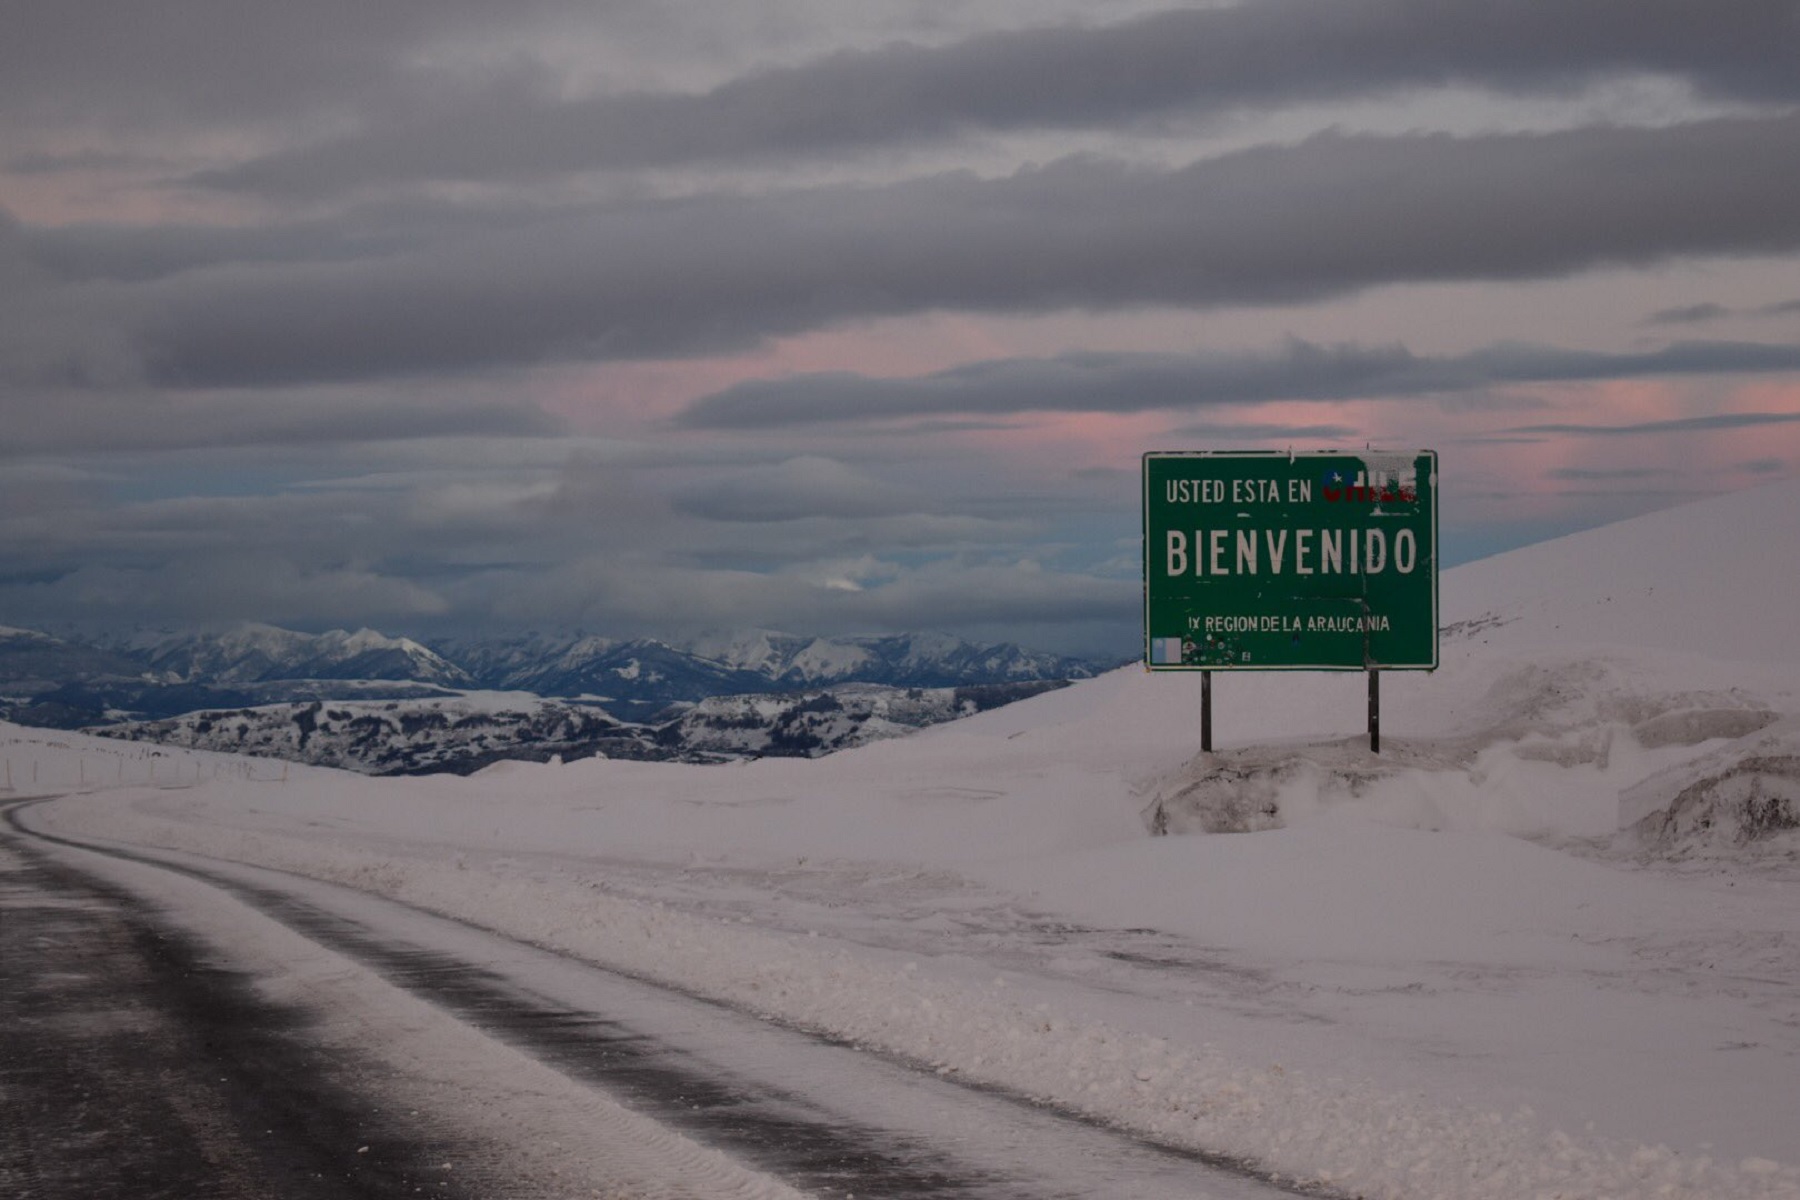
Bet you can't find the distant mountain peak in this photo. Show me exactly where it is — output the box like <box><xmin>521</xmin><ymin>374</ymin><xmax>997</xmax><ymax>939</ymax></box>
<box><xmin>138</xmin><ymin>623</ymin><xmax>471</xmax><ymax>688</ymax></box>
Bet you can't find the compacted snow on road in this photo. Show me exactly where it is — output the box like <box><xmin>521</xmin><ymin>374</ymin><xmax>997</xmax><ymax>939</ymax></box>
<box><xmin>8</xmin><ymin>479</ymin><xmax>1800</xmax><ymax>1199</ymax></box>
<box><xmin>8</xmin><ymin>813</ymin><xmax>1295</xmax><ymax>1199</ymax></box>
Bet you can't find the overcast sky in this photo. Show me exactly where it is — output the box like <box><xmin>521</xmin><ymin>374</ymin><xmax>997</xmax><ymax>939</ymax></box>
<box><xmin>4</xmin><ymin>0</ymin><xmax>1798</xmax><ymax>655</ymax></box>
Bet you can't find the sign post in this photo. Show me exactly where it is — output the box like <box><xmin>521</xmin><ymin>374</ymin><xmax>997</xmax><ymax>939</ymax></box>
<box><xmin>1201</xmin><ymin>669</ymin><xmax>1213</xmax><ymax>753</ymax></box>
<box><xmin>1368</xmin><ymin>668</ymin><xmax>1380</xmax><ymax>754</ymax></box>
<box><xmin>1143</xmin><ymin>450</ymin><xmax>1437</xmax><ymax>751</ymax></box>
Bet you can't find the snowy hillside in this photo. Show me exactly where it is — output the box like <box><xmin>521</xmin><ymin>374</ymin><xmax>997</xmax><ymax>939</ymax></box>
<box><xmin>1440</xmin><ymin>481</ymin><xmax>1800</xmax><ymax>665</ymax></box>
<box><xmin>13</xmin><ymin>477</ymin><xmax>1800</xmax><ymax>1199</ymax></box>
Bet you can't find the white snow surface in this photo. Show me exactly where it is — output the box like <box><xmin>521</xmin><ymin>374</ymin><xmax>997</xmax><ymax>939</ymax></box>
<box><xmin>13</xmin><ymin>477</ymin><xmax>1800</xmax><ymax>1199</ymax></box>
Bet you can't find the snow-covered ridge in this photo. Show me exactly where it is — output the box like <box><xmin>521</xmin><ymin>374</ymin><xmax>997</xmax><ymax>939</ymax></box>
<box><xmin>88</xmin><ymin>679</ymin><xmax>1070</xmax><ymax>773</ymax></box>
<box><xmin>141</xmin><ymin>623</ymin><xmax>472</xmax><ymax>688</ymax></box>
<box><xmin>429</xmin><ymin>628</ymin><xmax>1110</xmax><ymax>715</ymax></box>
<box><xmin>1440</xmin><ymin>476</ymin><xmax>1800</xmax><ymax>665</ymax></box>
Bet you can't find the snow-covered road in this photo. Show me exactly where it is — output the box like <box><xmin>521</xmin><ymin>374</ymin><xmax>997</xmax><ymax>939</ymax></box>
<box><xmin>7</xmin><ymin>798</ymin><xmax>1305</xmax><ymax>1199</ymax></box>
<box><xmin>2</xmin><ymin>808</ymin><xmax>506</xmax><ymax>1199</ymax></box>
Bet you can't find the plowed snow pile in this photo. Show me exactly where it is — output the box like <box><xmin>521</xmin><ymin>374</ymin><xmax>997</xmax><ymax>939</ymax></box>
<box><xmin>17</xmin><ymin>477</ymin><xmax>1800</xmax><ymax>1199</ymax></box>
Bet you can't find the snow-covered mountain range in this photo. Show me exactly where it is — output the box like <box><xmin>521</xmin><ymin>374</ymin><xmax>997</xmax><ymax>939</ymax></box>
<box><xmin>0</xmin><ymin>623</ymin><xmax>1108</xmax><ymax>726</ymax></box>
<box><xmin>89</xmin><ymin>680</ymin><xmax>1068</xmax><ymax>773</ymax></box>
<box><xmin>139</xmin><ymin>624</ymin><xmax>473</xmax><ymax>689</ymax></box>
<box><xmin>432</xmin><ymin>629</ymin><xmax>1104</xmax><ymax>714</ymax></box>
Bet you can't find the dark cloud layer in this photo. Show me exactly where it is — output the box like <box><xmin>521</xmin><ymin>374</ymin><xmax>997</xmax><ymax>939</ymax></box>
<box><xmin>196</xmin><ymin>0</ymin><xmax>1800</xmax><ymax>194</ymax></box>
<box><xmin>1645</xmin><ymin>297</ymin><xmax>1800</xmax><ymax>324</ymax></box>
<box><xmin>18</xmin><ymin>207</ymin><xmax>502</xmax><ymax>285</ymax></box>
<box><xmin>0</xmin><ymin>388</ymin><xmax>562</xmax><ymax>457</ymax></box>
<box><xmin>1545</xmin><ymin>466</ymin><xmax>1662</xmax><ymax>480</ymax></box>
<box><xmin>0</xmin><ymin>0</ymin><xmax>593</xmax><ymax>132</ymax></box>
<box><xmin>1168</xmin><ymin>421</ymin><xmax>1361</xmax><ymax>442</ymax></box>
<box><xmin>678</xmin><ymin>338</ymin><xmax>1800</xmax><ymax>428</ymax></box>
<box><xmin>5</xmin><ymin>2</ymin><xmax>1797</xmax><ymax>650</ymax></box>
<box><xmin>1645</xmin><ymin>302</ymin><xmax>1734</xmax><ymax>325</ymax></box>
<box><xmin>16</xmin><ymin>114</ymin><xmax>1800</xmax><ymax>389</ymax></box>
<box><xmin>1509</xmin><ymin>412</ymin><xmax>1800</xmax><ymax>436</ymax></box>
<box><xmin>672</xmin><ymin>457</ymin><xmax>922</xmax><ymax>523</ymax></box>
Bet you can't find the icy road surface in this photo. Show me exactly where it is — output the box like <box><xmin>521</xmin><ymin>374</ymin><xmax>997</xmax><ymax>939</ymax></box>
<box><xmin>6</xmin><ymin>800</ymin><xmax>1305</xmax><ymax>1200</ymax></box>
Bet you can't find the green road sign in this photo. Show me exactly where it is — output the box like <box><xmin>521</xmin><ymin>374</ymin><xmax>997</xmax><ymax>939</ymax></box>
<box><xmin>1143</xmin><ymin>450</ymin><xmax>1438</xmax><ymax>671</ymax></box>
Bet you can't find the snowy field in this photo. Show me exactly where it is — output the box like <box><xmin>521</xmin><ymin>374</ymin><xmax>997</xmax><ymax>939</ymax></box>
<box><xmin>10</xmin><ymin>479</ymin><xmax>1800</xmax><ymax>1199</ymax></box>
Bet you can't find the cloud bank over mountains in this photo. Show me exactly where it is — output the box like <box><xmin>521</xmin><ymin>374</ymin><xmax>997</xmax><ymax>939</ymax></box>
<box><xmin>2</xmin><ymin>1</ymin><xmax>1797</xmax><ymax>651</ymax></box>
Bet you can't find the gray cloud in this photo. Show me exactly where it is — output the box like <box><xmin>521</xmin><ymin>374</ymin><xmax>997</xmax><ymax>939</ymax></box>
<box><xmin>0</xmin><ymin>387</ymin><xmax>562</xmax><ymax>457</ymax></box>
<box><xmin>17</xmin><ymin>199</ymin><xmax>550</xmax><ymax>287</ymax></box>
<box><xmin>1434</xmin><ymin>391</ymin><xmax>1554</xmax><ymax>414</ymax></box>
<box><xmin>479</xmin><ymin>555</ymin><xmax>1135</xmax><ymax>644</ymax></box>
<box><xmin>0</xmin><ymin>1</ymin><xmax>596</xmax><ymax>135</ymax></box>
<box><xmin>1738</xmin><ymin>457</ymin><xmax>1789</xmax><ymax>474</ymax></box>
<box><xmin>1464</xmin><ymin>339</ymin><xmax>1800</xmax><ymax>382</ymax></box>
<box><xmin>19</xmin><ymin>115</ymin><xmax>1800</xmax><ymax>389</ymax></box>
<box><xmin>679</xmin><ymin>337</ymin><xmax>1800</xmax><ymax>427</ymax></box>
<box><xmin>1544</xmin><ymin>466</ymin><xmax>1663</xmax><ymax>480</ymax></box>
<box><xmin>0</xmin><ymin>448</ymin><xmax>671</xmax><ymax>589</ymax></box>
<box><xmin>1644</xmin><ymin>302</ymin><xmax>1732</xmax><ymax>325</ymax></box>
<box><xmin>197</xmin><ymin>0</ymin><xmax>1800</xmax><ymax>195</ymax></box>
<box><xmin>1509</xmin><ymin>412</ymin><xmax>1800</xmax><ymax>436</ymax></box>
<box><xmin>3</xmin><ymin>149</ymin><xmax>175</xmax><ymax>176</ymax></box>
<box><xmin>0</xmin><ymin>557</ymin><xmax>450</xmax><ymax>629</ymax></box>
<box><xmin>672</xmin><ymin>456</ymin><xmax>923</xmax><ymax>523</ymax></box>
<box><xmin>1644</xmin><ymin>297</ymin><xmax>1800</xmax><ymax>324</ymax></box>
<box><xmin>1166</xmin><ymin>422</ymin><xmax>1361</xmax><ymax>442</ymax></box>
<box><xmin>0</xmin><ymin>434</ymin><xmax>1094</xmax><ymax>639</ymax></box>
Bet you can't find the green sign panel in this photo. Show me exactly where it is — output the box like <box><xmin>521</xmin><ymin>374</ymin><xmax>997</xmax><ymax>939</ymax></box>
<box><xmin>1143</xmin><ymin>450</ymin><xmax>1438</xmax><ymax>671</ymax></box>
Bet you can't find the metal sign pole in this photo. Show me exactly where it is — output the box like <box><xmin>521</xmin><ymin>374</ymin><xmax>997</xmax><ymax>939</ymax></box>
<box><xmin>1201</xmin><ymin>670</ymin><xmax>1213</xmax><ymax>753</ymax></box>
<box><xmin>1368</xmin><ymin>668</ymin><xmax>1381</xmax><ymax>754</ymax></box>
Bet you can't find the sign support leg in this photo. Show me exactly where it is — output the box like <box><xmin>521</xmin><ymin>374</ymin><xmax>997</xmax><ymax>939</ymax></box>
<box><xmin>1368</xmin><ymin>668</ymin><xmax>1381</xmax><ymax>754</ymax></box>
<box><xmin>1201</xmin><ymin>670</ymin><xmax>1213</xmax><ymax>753</ymax></box>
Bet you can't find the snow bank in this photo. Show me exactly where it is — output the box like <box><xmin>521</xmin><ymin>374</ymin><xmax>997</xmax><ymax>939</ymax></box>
<box><xmin>1147</xmin><ymin>650</ymin><xmax>1791</xmax><ymax>839</ymax></box>
<box><xmin>1620</xmin><ymin>715</ymin><xmax>1800</xmax><ymax>856</ymax></box>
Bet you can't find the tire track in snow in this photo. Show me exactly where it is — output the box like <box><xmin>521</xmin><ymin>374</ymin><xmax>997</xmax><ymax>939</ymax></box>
<box><xmin>12</xmin><ymin>801</ymin><xmax>1326</xmax><ymax>1200</ymax></box>
<box><xmin>0</xmin><ymin>829</ymin><xmax>492</xmax><ymax>1200</ymax></box>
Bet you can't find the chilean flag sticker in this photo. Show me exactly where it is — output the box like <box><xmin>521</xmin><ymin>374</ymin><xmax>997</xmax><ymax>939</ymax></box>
<box><xmin>1151</xmin><ymin>637</ymin><xmax>1184</xmax><ymax>664</ymax></box>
